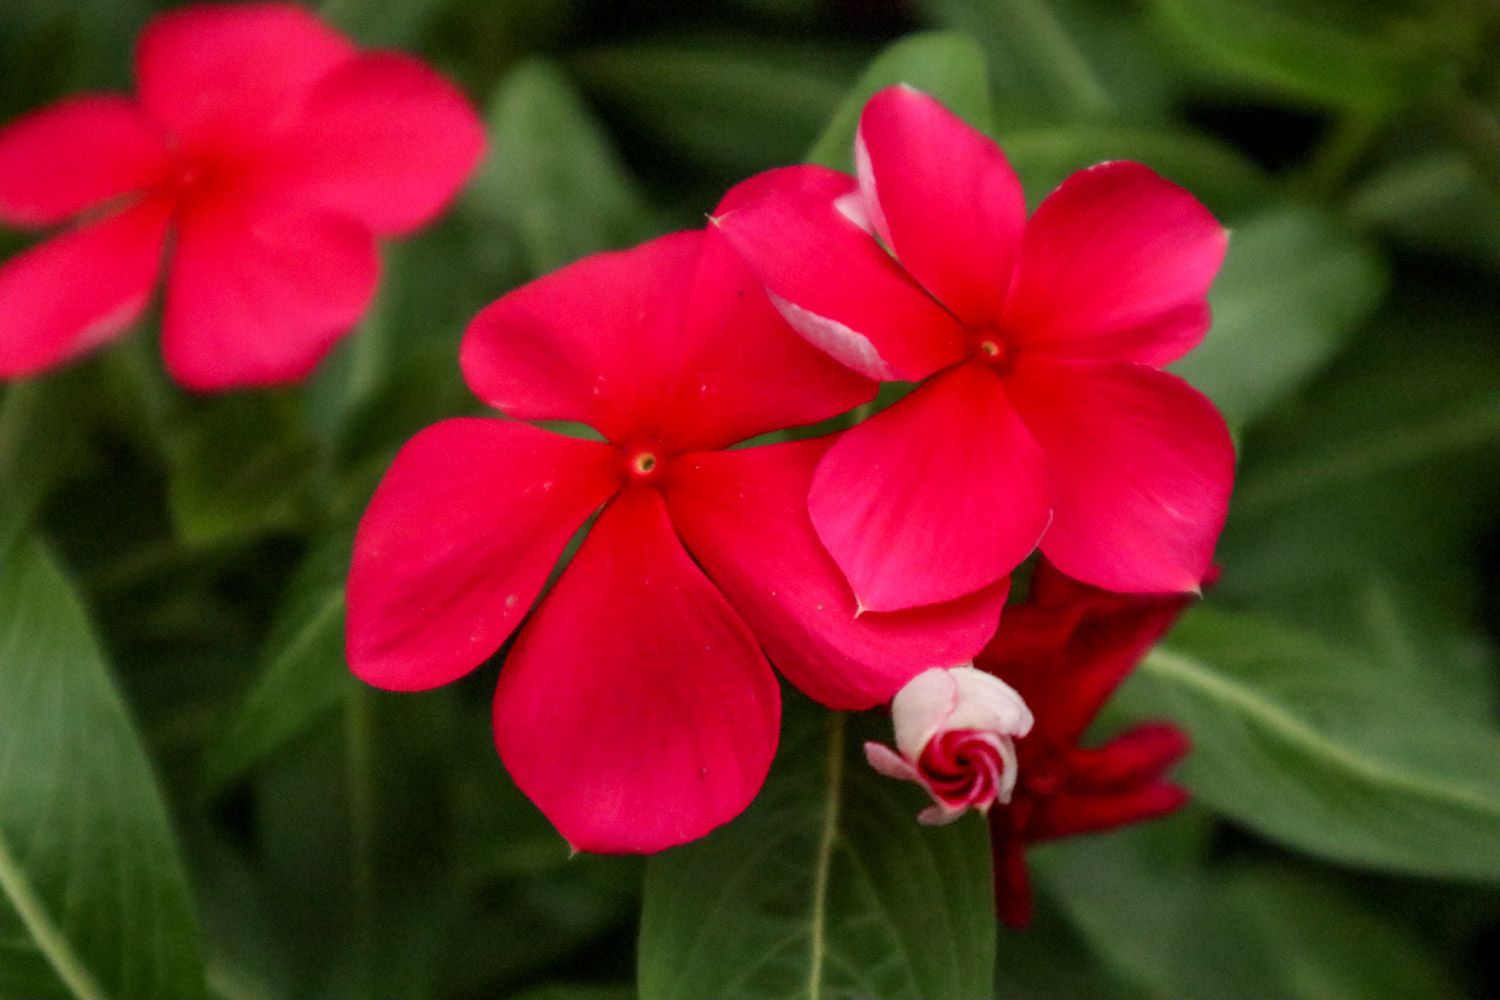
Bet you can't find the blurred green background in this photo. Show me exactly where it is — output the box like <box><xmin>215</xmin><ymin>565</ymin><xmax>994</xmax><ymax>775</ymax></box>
<box><xmin>1</xmin><ymin>0</ymin><xmax>1498</xmax><ymax>998</ymax></box>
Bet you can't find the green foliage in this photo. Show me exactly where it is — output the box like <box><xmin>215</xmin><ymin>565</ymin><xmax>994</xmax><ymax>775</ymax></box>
<box><xmin>1123</xmin><ymin>610</ymin><xmax>1500</xmax><ymax>879</ymax></box>
<box><xmin>806</xmin><ymin>32</ymin><xmax>992</xmax><ymax>170</ymax></box>
<box><xmin>2</xmin><ymin>2</ymin><xmax>1499</xmax><ymax>997</ymax></box>
<box><xmin>640</xmin><ymin>695</ymin><xmax>995</xmax><ymax>1000</ymax></box>
<box><xmin>0</xmin><ymin>531</ymin><xmax>205</xmax><ymax>1000</ymax></box>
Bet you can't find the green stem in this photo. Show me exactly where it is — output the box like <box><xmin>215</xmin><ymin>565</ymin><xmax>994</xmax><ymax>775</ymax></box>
<box><xmin>0</xmin><ymin>825</ymin><xmax>107</xmax><ymax>1000</ymax></box>
<box><xmin>805</xmin><ymin>711</ymin><xmax>845</xmax><ymax>1000</ymax></box>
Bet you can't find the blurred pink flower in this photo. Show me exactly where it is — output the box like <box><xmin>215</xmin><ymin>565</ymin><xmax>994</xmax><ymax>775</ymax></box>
<box><xmin>717</xmin><ymin>85</ymin><xmax>1234</xmax><ymax>611</ymax></box>
<box><xmin>0</xmin><ymin>2</ymin><xmax>484</xmax><ymax>389</ymax></box>
<box><xmin>346</xmin><ymin>179</ymin><xmax>1011</xmax><ymax>854</ymax></box>
<box><xmin>864</xmin><ymin>665</ymin><xmax>1034</xmax><ymax>825</ymax></box>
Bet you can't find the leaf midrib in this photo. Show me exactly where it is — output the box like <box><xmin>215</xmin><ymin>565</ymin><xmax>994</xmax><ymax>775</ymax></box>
<box><xmin>0</xmin><ymin>822</ymin><xmax>106</xmax><ymax>1000</ymax></box>
<box><xmin>1143</xmin><ymin>647</ymin><xmax>1500</xmax><ymax>819</ymax></box>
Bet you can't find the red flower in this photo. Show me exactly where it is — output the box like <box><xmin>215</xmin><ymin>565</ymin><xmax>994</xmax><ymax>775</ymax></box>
<box><xmin>0</xmin><ymin>2</ymin><xmax>484</xmax><ymax>390</ymax></box>
<box><xmin>346</xmin><ymin>176</ymin><xmax>1010</xmax><ymax>854</ymax></box>
<box><xmin>975</xmin><ymin>560</ymin><xmax>1197</xmax><ymax>928</ymax></box>
<box><xmin>716</xmin><ymin>85</ymin><xmax>1234</xmax><ymax>611</ymax></box>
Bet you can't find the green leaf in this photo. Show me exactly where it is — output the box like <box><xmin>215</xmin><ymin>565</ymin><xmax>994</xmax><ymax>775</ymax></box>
<box><xmin>165</xmin><ymin>393</ymin><xmax>316</xmax><ymax>547</ymax></box>
<box><xmin>469</xmin><ymin>58</ymin><xmax>656</xmax><ymax>275</ymax></box>
<box><xmin>998</xmin><ymin>124</ymin><xmax>1272</xmax><ymax>218</ymax></box>
<box><xmin>201</xmin><ymin>542</ymin><xmax>355</xmax><ymax>793</ymax></box>
<box><xmin>1037</xmin><ymin>813</ymin><xmax>1459</xmax><ymax>999</ymax></box>
<box><xmin>1170</xmin><ymin>205</ymin><xmax>1386</xmax><ymax>426</ymax></box>
<box><xmin>639</xmin><ymin>695</ymin><xmax>994</xmax><ymax>1000</ymax></box>
<box><xmin>1118</xmin><ymin>609</ymin><xmax>1500</xmax><ymax>880</ymax></box>
<box><xmin>571</xmin><ymin>38</ymin><xmax>855</xmax><ymax>181</ymax></box>
<box><xmin>0</xmin><ymin>531</ymin><xmax>206</xmax><ymax>999</ymax></box>
<box><xmin>1348</xmin><ymin>147</ymin><xmax>1500</xmax><ymax>271</ymax></box>
<box><xmin>1145</xmin><ymin>0</ymin><xmax>1477</xmax><ymax>113</ymax></box>
<box><xmin>806</xmin><ymin>32</ymin><xmax>991</xmax><ymax>171</ymax></box>
<box><xmin>915</xmin><ymin>0</ymin><xmax>1170</xmax><ymax>123</ymax></box>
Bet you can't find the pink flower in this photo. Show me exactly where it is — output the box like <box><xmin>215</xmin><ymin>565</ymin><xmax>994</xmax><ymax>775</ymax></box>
<box><xmin>346</xmin><ymin>176</ymin><xmax>1011</xmax><ymax>854</ymax></box>
<box><xmin>0</xmin><ymin>2</ymin><xmax>485</xmax><ymax>390</ymax></box>
<box><xmin>975</xmin><ymin>560</ymin><xmax>1197</xmax><ymax>928</ymax></box>
<box><xmin>716</xmin><ymin>85</ymin><xmax>1235</xmax><ymax>611</ymax></box>
<box><xmin>864</xmin><ymin>665</ymin><xmax>1034</xmax><ymax>826</ymax></box>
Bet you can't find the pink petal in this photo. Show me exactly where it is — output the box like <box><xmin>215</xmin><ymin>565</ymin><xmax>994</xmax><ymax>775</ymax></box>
<box><xmin>661</xmin><ymin>438</ymin><xmax>1007</xmax><ymax>710</ymax></box>
<box><xmin>713</xmin><ymin>165</ymin><xmax>967</xmax><ymax>382</ymax></box>
<box><xmin>657</xmin><ymin>221</ymin><xmax>876</xmax><ymax>453</ymax></box>
<box><xmin>346</xmin><ymin>418</ymin><xmax>619</xmax><ymax>692</ymax></box>
<box><xmin>864</xmin><ymin>741</ymin><xmax>922</xmax><ymax>783</ymax></box>
<box><xmin>161</xmin><ymin>195</ymin><xmax>379</xmax><ymax>390</ymax></box>
<box><xmin>135</xmin><ymin>2</ymin><xmax>355</xmax><ymax>148</ymax></box>
<box><xmin>494</xmin><ymin>487</ymin><xmax>780</xmax><ymax>854</ymax></box>
<box><xmin>0</xmin><ymin>199</ymin><xmax>170</xmax><ymax>380</ymax></box>
<box><xmin>1001</xmin><ymin>161</ymin><xmax>1227</xmax><ymax>366</ymax></box>
<box><xmin>275</xmin><ymin>52</ymin><xmax>485</xmax><ymax>236</ymax></box>
<box><xmin>855</xmin><ymin>86</ymin><xmax>1025</xmax><ymax>329</ymax></box>
<box><xmin>809</xmin><ymin>363</ymin><xmax>1051</xmax><ymax>612</ymax></box>
<box><xmin>1006</xmin><ymin>357</ymin><xmax>1233</xmax><ymax>593</ymax></box>
<box><xmin>461</xmin><ymin>231</ymin><xmax>700</xmax><ymax>443</ymax></box>
<box><xmin>0</xmin><ymin>96</ymin><xmax>170</xmax><ymax>227</ymax></box>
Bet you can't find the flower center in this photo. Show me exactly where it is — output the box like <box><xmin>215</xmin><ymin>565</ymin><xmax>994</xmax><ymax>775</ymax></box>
<box><xmin>626</xmin><ymin>448</ymin><xmax>661</xmax><ymax>481</ymax></box>
<box><xmin>970</xmin><ymin>330</ymin><xmax>1014</xmax><ymax>373</ymax></box>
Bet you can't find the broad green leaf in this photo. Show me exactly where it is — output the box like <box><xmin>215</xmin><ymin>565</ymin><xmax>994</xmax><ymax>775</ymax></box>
<box><xmin>468</xmin><ymin>59</ymin><xmax>656</xmax><ymax>276</ymax></box>
<box><xmin>998</xmin><ymin>124</ymin><xmax>1271</xmax><ymax>218</ymax></box>
<box><xmin>1171</xmin><ymin>206</ymin><xmax>1386</xmax><ymax>425</ymax></box>
<box><xmin>1118</xmin><ymin>609</ymin><xmax>1500</xmax><ymax>880</ymax></box>
<box><xmin>1146</xmin><ymin>0</ymin><xmax>1477</xmax><ymax>113</ymax></box>
<box><xmin>571</xmin><ymin>38</ymin><xmax>857</xmax><ymax>181</ymax></box>
<box><xmin>201</xmin><ymin>543</ymin><xmax>355</xmax><ymax>793</ymax></box>
<box><xmin>806</xmin><ymin>32</ymin><xmax>991</xmax><ymax>171</ymax></box>
<box><xmin>1037</xmin><ymin>813</ymin><xmax>1459</xmax><ymax>999</ymax></box>
<box><xmin>165</xmin><ymin>393</ymin><xmax>316</xmax><ymax>547</ymax></box>
<box><xmin>639</xmin><ymin>695</ymin><xmax>995</xmax><ymax>1000</ymax></box>
<box><xmin>1216</xmin><ymin>280</ymin><xmax>1500</xmax><ymax>661</ymax></box>
<box><xmin>0</xmin><ymin>531</ymin><xmax>205</xmax><ymax>999</ymax></box>
<box><xmin>915</xmin><ymin>0</ymin><xmax>1170</xmax><ymax>123</ymax></box>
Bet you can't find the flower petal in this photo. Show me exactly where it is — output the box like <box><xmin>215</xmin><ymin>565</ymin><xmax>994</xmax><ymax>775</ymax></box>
<box><xmin>1007</xmin><ymin>358</ymin><xmax>1233</xmax><ymax>594</ymax></box>
<box><xmin>856</xmin><ymin>86</ymin><xmax>1025</xmax><ymax>329</ymax></box>
<box><xmin>135</xmin><ymin>2</ymin><xmax>355</xmax><ymax>147</ymax></box>
<box><xmin>810</xmin><ymin>363</ymin><xmax>1051</xmax><ymax>611</ymax></box>
<box><xmin>662</xmin><ymin>438</ymin><xmax>1007</xmax><ymax>709</ymax></box>
<box><xmin>660</xmin><ymin>219</ymin><xmax>876</xmax><ymax>453</ymax></box>
<box><xmin>162</xmin><ymin>196</ymin><xmax>378</xmax><ymax>389</ymax></box>
<box><xmin>494</xmin><ymin>487</ymin><xmax>780</xmax><ymax>854</ymax></box>
<box><xmin>0</xmin><ymin>96</ymin><xmax>170</xmax><ymax>227</ymax></box>
<box><xmin>714</xmin><ymin>165</ymin><xmax>967</xmax><ymax>382</ymax></box>
<box><xmin>461</xmin><ymin>231</ymin><xmax>700</xmax><ymax>442</ymax></box>
<box><xmin>346</xmin><ymin>418</ymin><xmax>619</xmax><ymax>692</ymax></box>
<box><xmin>978</xmin><ymin>560</ymin><xmax>1197</xmax><ymax>748</ymax></box>
<box><xmin>1068</xmin><ymin>723</ymin><xmax>1191</xmax><ymax>789</ymax></box>
<box><xmin>1002</xmin><ymin>161</ymin><xmax>1227</xmax><ymax>366</ymax></box>
<box><xmin>0</xmin><ymin>199</ymin><xmax>170</xmax><ymax>380</ymax></box>
<box><xmin>276</xmin><ymin>52</ymin><xmax>485</xmax><ymax>236</ymax></box>
<box><xmin>1030</xmin><ymin>782</ymin><xmax>1189</xmax><ymax>841</ymax></box>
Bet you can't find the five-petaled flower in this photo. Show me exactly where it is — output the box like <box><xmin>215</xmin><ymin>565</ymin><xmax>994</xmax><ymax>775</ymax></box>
<box><xmin>0</xmin><ymin>2</ymin><xmax>484</xmax><ymax>390</ymax></box>
<box><xmin>864</xmin><ymin>664</ymin><xmax>1034</xmax><ymax>826</ymax></box>
<box><xmin>974</xmin><ymin>560</ymin><xmax>1198</xmax><ymax>928</ymax></box>
<box><xmin>346</xmin><ymin>175</ymin><xmax>1012</xmax><ymax>854</ymax></box>
<box><xmin>717</xmin><ymin>85</ymin><xmax>1235</xmax><ymax>613</ymax></box>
